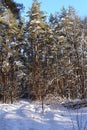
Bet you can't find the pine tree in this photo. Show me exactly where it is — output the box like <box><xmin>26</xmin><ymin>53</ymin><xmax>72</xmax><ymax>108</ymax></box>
<box><xmin>0</xmin><ymin>1</ymin><xmax>23</xmax><ymax>103</ymax></box>
<box><xmin>25</xmin><ymin>0</ymin><xmax>53</xmax><ymax>100</ymax></box>
<box><xmin>49</xmin><ymin>7</ymin><xmax>84</xmax><ymax>99</ymax></box>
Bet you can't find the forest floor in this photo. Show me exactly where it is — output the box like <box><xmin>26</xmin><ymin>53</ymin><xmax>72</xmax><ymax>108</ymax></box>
<box><xmin>0</xmin><ymin>99</ymin><xmax>87</xmax><ymax>130</ymax></box>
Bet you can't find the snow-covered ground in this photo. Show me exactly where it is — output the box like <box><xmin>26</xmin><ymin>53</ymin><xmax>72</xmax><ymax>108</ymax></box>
<box><xmin>0</xmin><ymin>99</ymin><xmax>87</xmax><ymax>130</ymax></box>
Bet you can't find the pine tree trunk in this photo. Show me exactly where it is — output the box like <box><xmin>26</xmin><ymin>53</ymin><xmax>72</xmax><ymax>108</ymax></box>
<box><xmin>9</xmin><ymin>56</ymin><xmax>15</xmax><ymax>104</ymax></box>
<box><xmin>3</xmin><ymin>34</ymin><xmax>9</xmax><ymax>103</ymax></box>
<box><xmin>3</xmin><ymin>73</ymin><xmax>7</xmax><ymax>103</ymax></box>
<box><xmin>11</xmin><ymin>64</ymin><xmax>14</xmax><ymax>104</ymax></box>
<box><xmin>35</xmin><ymin>44</ymin><xmax>41</xmax><ymax>100</ymax></box>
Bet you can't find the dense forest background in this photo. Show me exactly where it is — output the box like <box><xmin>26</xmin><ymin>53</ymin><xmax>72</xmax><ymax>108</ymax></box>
<box><xmin>0</xmin><ymin>0</ymin><xmax>87</xmax><ymax>103</ymax></box>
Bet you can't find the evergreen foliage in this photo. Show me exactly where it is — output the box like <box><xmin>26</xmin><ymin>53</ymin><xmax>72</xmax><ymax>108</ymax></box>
<box><xmin>0</xmin><ymin>0</ymin><xmax>87</xmax><ymax>103</ymax></box>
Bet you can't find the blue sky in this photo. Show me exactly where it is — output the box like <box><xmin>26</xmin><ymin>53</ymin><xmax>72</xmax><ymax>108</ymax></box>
<box><xmin>15</xmin><ymin>0</ymin><xmax>87</xmax><ymax>18</ymax></box>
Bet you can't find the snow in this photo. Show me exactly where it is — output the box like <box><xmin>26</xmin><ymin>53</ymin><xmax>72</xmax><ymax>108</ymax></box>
<box><xmin>54</xmin><ymin>24</ymin><xmax>58</xmax><ymax>28</ymax></box>
<box><xmin>58</xmin><ymin>36</ymin><xmax>65</xmax><ymax>40</ymax></box>
<box><xmin>3</xmin><ymin>61</ymin><xmax>9</xmax><ymax>66</ymax></box>
<box><xmin>17</xmin><ymin>72</ymin><xmax>26</xmax><ymax>77</ymax></box>
<box><xmin>14</xmin><ymin>61</ymin><xmax>23</xmax><ymax>67</ymax></box>
<box><xmin>32</xmin><ymin>26</ymin><xmax>41</xmax><ymax>32</ymax></box>
<box><xmin>8</xmin><ymin>52</ymin><xmax>13</xmax><ymax>57</ymax></box>
<box><xmin>61</xmin><ymin>18</ymin><xmax>65</xmax><ymax>21</ymax></box>
<box><xmin>35</xmin><ymin>21</ymin><xmax>40</xmax><ymax>24</ymax></box>
<box><xmin>0</xmin><ymin>99</ymin><xmax>87</xmax><ymax>130</ymax></box>
<box><xmin>30</xmin><ymin>20</ymin><xmax>40</xmax><ymax>25</ymax></box>
<box><xmin>31</xmin><ymin>13</ymin><xmax>39</xmax><ymax>16</ymax></box>
<box><xmin>66</xmin><ymin>15</ymin><xmax>69</xmax><ymax>18</ymax></box>
<box><xmin>10</xmin><ymin>42</ymin><xmax>18</xmax><ymax>46</ymax></box>
<box><xmin>68</xmin><ymin>22</ymin><xmax>73</xmax><ymax>25</ymax></box>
